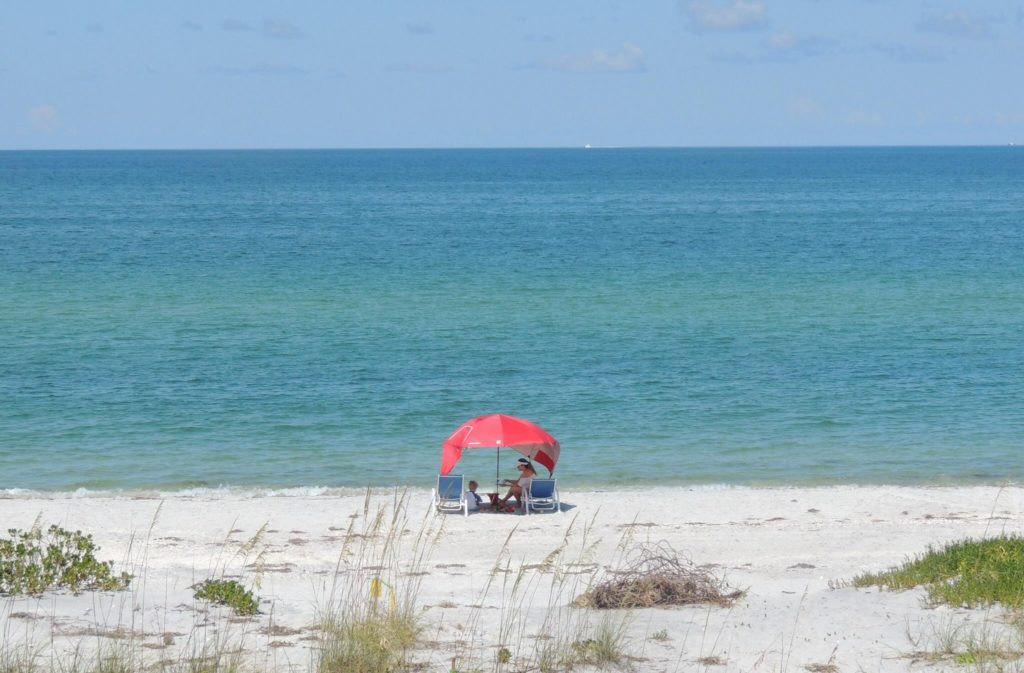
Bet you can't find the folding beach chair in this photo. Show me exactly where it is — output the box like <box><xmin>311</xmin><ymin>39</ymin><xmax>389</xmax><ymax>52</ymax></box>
<box><xmin>432</xmin><ymin>474</ymin><xmax>469</xmax><ymax>517</ymax></box>
<box><xmin>524</xmin><ymin>478</ymin><xmax>560</xmax><ymax>514</ymax></box>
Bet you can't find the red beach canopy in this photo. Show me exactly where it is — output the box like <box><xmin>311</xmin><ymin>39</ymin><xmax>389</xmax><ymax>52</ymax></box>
<box><xmin>440</xmin><ymin>414</ymin><xmax>560</xmax><ymax>476</ymax></box>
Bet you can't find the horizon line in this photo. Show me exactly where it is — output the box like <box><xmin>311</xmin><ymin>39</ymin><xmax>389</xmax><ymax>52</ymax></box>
<box><xmin>1</xmin><ymin>142</ymin><xmax>1019</xmax><ymax>152</ymax></box>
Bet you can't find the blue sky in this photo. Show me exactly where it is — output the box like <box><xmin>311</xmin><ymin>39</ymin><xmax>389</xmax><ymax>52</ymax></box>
<box><xmin>3</xmin><ymin>1</ymin><xmax>1023</xmax><ymax>148</ymax></box>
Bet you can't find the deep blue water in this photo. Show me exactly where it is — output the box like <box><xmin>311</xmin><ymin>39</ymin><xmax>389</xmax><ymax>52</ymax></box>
<box><xmin>1</xmin><ymin>148</ymin><xmax>1022</xmax><ymax>491</ymax></box>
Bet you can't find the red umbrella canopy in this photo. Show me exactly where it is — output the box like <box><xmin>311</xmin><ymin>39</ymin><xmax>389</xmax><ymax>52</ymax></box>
<box><xmin>441</xmin><ymin>414</ymin><xmax>560</xmax><ymax>476</ymax></box>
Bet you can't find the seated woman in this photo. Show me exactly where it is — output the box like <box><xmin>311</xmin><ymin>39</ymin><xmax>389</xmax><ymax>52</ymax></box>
<box><xmin>495</xmin><ymin>458</ymin><xmax>536</xmax><ymax>511</ymax></box>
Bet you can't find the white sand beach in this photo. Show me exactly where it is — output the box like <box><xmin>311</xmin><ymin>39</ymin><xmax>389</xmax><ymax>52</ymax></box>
<box><xmin>1</xmin><ymin>485</ymin><xmax>1022</xmax><ymax>672</ymax></box>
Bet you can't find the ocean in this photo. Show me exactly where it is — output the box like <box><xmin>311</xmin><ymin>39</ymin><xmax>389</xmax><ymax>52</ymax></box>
<box><xmin>1</xmin><ymin>147</ymin><xmax>1021</xmax><ymax>492</ymax></box>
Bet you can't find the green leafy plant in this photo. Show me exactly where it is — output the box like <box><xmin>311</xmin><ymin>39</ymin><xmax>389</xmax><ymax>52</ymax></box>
<box><xmin>0</xmin><ymin>525</ymin><xmax>131</xmax><ymax>595</ymax></box>
<box><xmin>193</xmin><ymin>578</ymin><xmax>260</xmax><ymax>616</ymax></box>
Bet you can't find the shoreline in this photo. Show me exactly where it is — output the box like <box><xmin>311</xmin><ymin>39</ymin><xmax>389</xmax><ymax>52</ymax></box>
<box><xmin>2</xmin><ymin>485</ymin><xmax>1023</xmax><ymax>671</ymax></box>
<box><xmin>2</xmin><ymin>479</ymin><xmax>1021</xmax><ymax>500</ymax></box>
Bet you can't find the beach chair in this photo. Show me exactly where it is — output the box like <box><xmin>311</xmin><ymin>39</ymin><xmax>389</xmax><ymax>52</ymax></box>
<box><xmin>524</xmin><ymin>478</ymin><xmax>560</xmax><ymax>514</ymax></box>
<box><xmin>432</xmin><ymin>474</ymin><xmax>469</xmax><ymax>517</ymax></box>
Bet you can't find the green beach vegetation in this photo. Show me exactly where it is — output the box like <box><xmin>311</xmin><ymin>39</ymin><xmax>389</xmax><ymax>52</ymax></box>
<box><xmin>853</xmin><ymin>535</ymin><xmax>1024</xmax><ymax>608</ymax></box>
<box><xmin>848</xmin><ymin>532</ymin><xmax>1024</xmax><ymax>669</ymax></box>
<box><xmin>193</xmin><ymin>579</ymin><xmax>260</xmax><ymax>616</ymax></box>
<box><xmin>0</xmin><ymin>524</ymin><xmax>131</xmax><ymax>596</ymax></box>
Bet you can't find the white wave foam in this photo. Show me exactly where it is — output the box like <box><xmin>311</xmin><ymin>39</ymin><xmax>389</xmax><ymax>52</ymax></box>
<box><xmin>0</xmin><ymin>484</ymin><xmax>427</xmax><ymax>500</ymax></box>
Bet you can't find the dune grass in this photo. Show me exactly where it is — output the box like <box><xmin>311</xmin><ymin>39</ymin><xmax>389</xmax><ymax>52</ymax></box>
<box><xmin>314</xmin><ymin>490</ymin><xmax>437</xmax><ymax>673</ymax></box>
<box><xmin>854</xmin><ymin>535</ymin><xmax>1024</xmax><ymax>608</ymax></box>
<box><xmin>564</xmin><ymin>617</ymin><xmax>630</xmax><ymax>670</ymax></box>
<box><xmin>904</xmin><ymin>616</ymin><xmax>1024</xmax><ymax>672</ymax></box>
<box><xmin>317</xmin><ymin>611</ymin><xmax>420</xmax><ymax>673</ymax></box>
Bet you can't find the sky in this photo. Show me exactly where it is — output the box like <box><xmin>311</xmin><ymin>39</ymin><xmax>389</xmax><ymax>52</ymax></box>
<box><xmin>3</xmin><ymin>0</ymin><xmax>1023</xmax><ymax>149</ymax></box>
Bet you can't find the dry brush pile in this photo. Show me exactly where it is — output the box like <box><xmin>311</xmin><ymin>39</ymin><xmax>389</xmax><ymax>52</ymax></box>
<box><xmin>574</xmin><ymin>541</ymin><xmax>742</xmax><ymax>609</ymax></box>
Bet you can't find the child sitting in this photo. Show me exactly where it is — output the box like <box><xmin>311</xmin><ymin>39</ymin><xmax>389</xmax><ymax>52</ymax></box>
<box><xmin>467</xmin><ymin>480</ymin><xmax>483</xmax><ymax>510</ymax></box>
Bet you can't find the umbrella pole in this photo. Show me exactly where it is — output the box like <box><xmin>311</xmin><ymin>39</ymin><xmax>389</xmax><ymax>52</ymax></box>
<box><xmin>495</xmin><ymin>445</ymin><xmax>500</xmax><ymax>492</ymax></box>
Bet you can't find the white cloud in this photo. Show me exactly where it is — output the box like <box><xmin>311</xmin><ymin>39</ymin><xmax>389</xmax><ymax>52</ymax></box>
<box><xmin>538</xmin><ymin>42</ymin><xmax>645</xmax><ymax>73</ymax></box>
<box><xmin>761</xmin><ymin>32</ymin><xmax>832</xmax><ymax>60</ymax></box>
<box><xmin>71</xmin><ymin>69</ymin><xmax>101</xmax><ymax>82</ymax></box>
<box><xmin>686</xmin><ymin>0</ymin><xmax>767</xmax><ymax>32</ymax></box>
<box><xmin>767</xmin><ymin>31</ymin><xmax>795</xmax><ymax>50</ymax></box>
<box><xmin>917</xmin><ymin>9</ymin><xmax>989</xmax><ymax>40</ymax></box>
<box><xmin>871</xmin><ymin>42</ymin><xmax>948</xmax><ymax>62</ymax></box>
<box><xmin>708</xmin><ymin>50</ymin><xmax>753</xmax><ymax>64</ymax></box>
<box><xmin>262</xmin><ymin>18</ymin><xmax>307</xmax><ymax>39</ymax></box>
<box><xmin>789</xmin><ymin>96</ymin><xmax>823</xmax><ymax>122</ymax></box>
<box><xmin>207</xmin><ymin>63</ymin><xmax>307</xmax><ymax>76</ymax></box>
<box><xmin>994</xmin><ymin>111</ymin><xmax>1024</xmax><ymax>125</ymax></box>
<box><xmin>221</xmin><ymin>18</ymin><xmax>254</xmax><ymax>32</ymax></box>
<box><xmin>386</xmin><ymin>62</ymin><xmax>452</xmax><ymax>73</ymax></box>
<box><xmin>712</xmin><ymin>31</ymin><xmax>831</xmax><ymax>64</ymax></box>
<box><xmin>220</xmin><ymin>18</ymin><xmax>306</xmax><ymax>38</ymax></box>
<box><xmin>28</xmin><ymin>105</ymin><xmax>60</xmax><ymax>134</ymax></box>
<box><xmin>846</xmin><ymin>109</ymin><xmax>882</xmax><ymax>126</ymax></box>
<box><xmin>404</xmin><ymin>21</ymin><xmax>435</xmax><ymax>36</ymax></box>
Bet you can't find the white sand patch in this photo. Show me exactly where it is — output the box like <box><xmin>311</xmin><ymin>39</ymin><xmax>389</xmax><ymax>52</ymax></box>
<box><xmin>1</xmin><ymin>485</ymin><xmax>1022</xmax><ymax>671</ymax></box>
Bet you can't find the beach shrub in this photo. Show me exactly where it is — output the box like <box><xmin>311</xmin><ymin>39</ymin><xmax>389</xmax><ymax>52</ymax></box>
<box><xmin>0</xmin><ymin>525</ymin><xmax>131</xmax><ymax>595</ymax></box>
<box><xmin>193</xmin><ymin>578</ymin><xmax>260</xmax><ymax>616</ymax></box>
<box><xmin>574</xmin><ymin>542</ymin><xmax>741</xmax><ymax>609</ymax></box>
<box><xmin>853</xmin><ymin>535</ymin><xmax>1024</xmax><ymax>607</ymax></box>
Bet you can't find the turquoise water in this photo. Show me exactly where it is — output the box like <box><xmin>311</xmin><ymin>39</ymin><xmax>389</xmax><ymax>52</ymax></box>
<box><xmin>1</xmin><ymin>148</ymin><xmax>1022</xmax><ymax>491</ymax></box>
